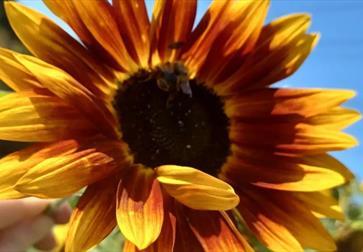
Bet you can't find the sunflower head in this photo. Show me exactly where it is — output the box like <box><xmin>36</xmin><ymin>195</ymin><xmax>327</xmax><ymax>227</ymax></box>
<box><xmin>114</xmin><ymin>61</ymin><xmax>230</xmax><ymax>175</ymax></box>
<box><xmin>0</xmin><ymin>0</ymin><xmax>360</xmax><ymax>252</ymax></box>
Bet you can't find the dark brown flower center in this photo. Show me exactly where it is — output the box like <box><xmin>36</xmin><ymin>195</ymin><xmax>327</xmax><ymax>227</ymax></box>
<box><xmin>113</xmin><ymin>64</ymin><xmax>230</xmax><ymax>175</ymax></box>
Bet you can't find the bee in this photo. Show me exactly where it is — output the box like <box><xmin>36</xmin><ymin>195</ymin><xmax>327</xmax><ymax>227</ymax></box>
<box><xmin>156</xmin><ymin>62</ymin><xmax>193</xmax><ymax>108</ymax></box>
<box><xmin>168</xmin><ymin>41</ymin><xmax>184</xmax><ymax>50</ymax></box>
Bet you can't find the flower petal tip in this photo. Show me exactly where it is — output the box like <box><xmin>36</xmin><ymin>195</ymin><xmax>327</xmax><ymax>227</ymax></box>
<box><xmin>156</xmin><ymin>165</ymin><xmax>239</xmax><ymax>211</ymax></box>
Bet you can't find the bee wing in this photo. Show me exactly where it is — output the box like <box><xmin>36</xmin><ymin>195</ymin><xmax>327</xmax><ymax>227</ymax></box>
<box><xmin>180</xmin><ymin>79</ymin><xmax>193</xmax><ymax>97</ymax></box>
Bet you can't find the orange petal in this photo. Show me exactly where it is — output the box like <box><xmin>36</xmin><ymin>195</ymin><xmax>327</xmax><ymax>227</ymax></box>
<box><xmin>277</xmin><ymin>124</ymin><xmax>357</xmax><ymax>154</ymax></box>
<box><xmin>0</xmin><ymin>48</ymin><xmax>44</xmax><ymax>92</ymax></box>
<box><xmin>123</xmin><ymin>240</ymin><xmax>137</xmax><ymax>252</ymax></box>
<box><xmin>182</xmin><ymin>208</ymin><xmax>253</xmax><ymax>252</ymax></box>
<box><xmin>173</xmin><ymin>201</ymin><xmax>204</xmax><ymax>252</ymax></box>
<box><xmin>122</xmin><ymin>196</ymin><xmax>177</xmax><ymax>252</ymax></box>
<box><xmin>5</xmin><ymin>1</ymin><xmax>116</xmax><ymax>100</ymax></box>
<box><xmin>181</xmin><ymin>0</ymin><xmax>230</xmax><ymax>75</ymax></box>
<box><xmin>307</xmin><ymin>107</ymin><xmax>361</xmax><ymax>130</ymax></box>
<box><xmin>0</xmin><ymin>140</ymin><xmax>82</xmax><ymax>199</ymax></box>
<box><xmin>229</xmin><ymin>121</ymin><xmax>357</xmax><ymax>155</ymax></box>
<box><xmin>225</xmin><ymin>88</ymin><xmax>356</xmax><ymax>119</ymax></box>
<box><xmin>116</xmin><ymin>168</ymin><xmax>164</xmax><ymax>250</ymax></box>
<box><xmin>264</xmin><ymin>13</ymin><xmax>312</xmax><ymax>45</ymax></box>
<box><xmin>147</xmin><ymin>196</ymin><xmax>176</xmax><ymax>252</ymax></box>
<box><xmin>254</xmin><ymin>33</ymin><xmax>320</xmax><ymax>88</ymax></box>
<box><xmin>71</xmin><ymin>0</ymin><xmax>138</xmax><ymax>72</ymax></box>
<box><xmin>15</xmin><ymin>139</ymin><xmax>130</xmax><ymax>198</ymax></box>
<box><xmin>222</xmin><ymin>146</ymin><xmax>353</xmax><ymax>191</ymax></box>
<box><xmin>42</xmin><ymin>0</ymin><xmax>96</xmax><ymax>48</ymax></box>
<box><xmin>0</xmin><ymin>92</ymin><xmax>95</xmax><ymax>142</ymax></box>
<box><xmin>14</xmin><ymin>53</ymin><xmax>118</xmax><ymax>138</ymax></box>
<box><xmin>192</xmin><ymin>0</ymin><xmax>269</xmax><ymax>83</ymax></box>
<box><xmin>238</xmin><ymin>188</ymin><xmax>336</xmax><ymax>252</ymax></box>
<box><xmin>43</xmin><ymin>0</ymin><xmax>123</xmax><ymax>71</ymax></box>
<box><xmin>215</xmin><ymin>14</ymin><xmax>314</xmax><ymax>94</ymax></box>
<box><xmin>183</xmin><ymin>0</ymin><xmax>268</xmax><ymax>78</ymax></box>
<box><xmin>156</xmin><ymin>165</ymin><xmax>239</xmax><ymax>211</ymax></box>
<box><xmin>65</xmin><ymin>178</ymin><xmax>118</xmax><ymax>252</ymax></box>
<box><xmin>113</xmin><ymin>0</ymin><xmax>150</xmax><ymax>68</ymax></box>
<box><xmin>150</xmin><ymin>0</ymin><xmax>197</xmax><ymax>64</ymax></box>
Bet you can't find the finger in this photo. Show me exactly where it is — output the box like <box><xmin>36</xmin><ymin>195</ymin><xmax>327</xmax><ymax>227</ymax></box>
<box><xmin>0</xmin><ymin>197</ymin><xmax>51</xmax><ymax>229</ymax></box>
<box><xmin>0</xmin><ymin>215</ymin><xmax>54</xmax><ymax>252</ymax></box>
<box><xmin>33</xmin><ymin>231</ymin><xmax>56</xmax><ymax>251</ymax></box>
<box><xmin>50</xmin><ymin>202</ymin><xmax>72</xmax><ymax>224</ymax></box>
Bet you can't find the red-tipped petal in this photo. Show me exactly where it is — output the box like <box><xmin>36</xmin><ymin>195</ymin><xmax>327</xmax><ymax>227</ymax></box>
<box><xmin>116</xmin><ymin>168</ymin><xmax>164</xmax><ymax>250</ymax></box>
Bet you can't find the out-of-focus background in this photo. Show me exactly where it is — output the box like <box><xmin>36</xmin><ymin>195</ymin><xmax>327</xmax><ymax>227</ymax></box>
<box><xmin>1</xmin><ymin>0</ymin><xmax>362</xmax><ymax>251</ymax></box>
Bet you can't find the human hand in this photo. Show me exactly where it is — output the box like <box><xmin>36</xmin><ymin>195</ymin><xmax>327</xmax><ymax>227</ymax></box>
<box><xmin>0</xmin><ymin>198</ymin><xmax>71</xmax><ymax>252</ymax></box>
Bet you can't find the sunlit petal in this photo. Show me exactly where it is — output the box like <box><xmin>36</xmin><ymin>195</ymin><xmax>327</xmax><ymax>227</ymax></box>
<box><xmin>66</xmin><ymin>178</ymin><xmax>118</xmax><ymax>252</ymax></box>
<box><xmin>15</xmin><ymin>140</ymin><xmax>130</xmax><ymax>198</ymax></box>
<box><xmin>156</xmin><ymin>165</ymin><xmax>239</xmax><ymax>210</ymax></box>
<box><xmin>116</xmin><ymin>168</ymin><xmax>164</xmax><ymax>250</ymax></box>
<box><xmin>0</xmin><ymin>92</ymin><xmax>95</xmax><ymax>142</ymax></box>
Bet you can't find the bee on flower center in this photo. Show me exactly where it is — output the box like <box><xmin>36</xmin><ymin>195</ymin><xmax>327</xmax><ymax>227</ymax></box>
<box><xmin>156</xmin><ymin>62</ymin><xmax>193</xmax><ymax>108</ymax></box>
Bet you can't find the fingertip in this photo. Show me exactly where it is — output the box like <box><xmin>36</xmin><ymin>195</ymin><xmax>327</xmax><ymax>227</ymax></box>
<box><xmin>31</xmin><ymin>215</ymin><xmax>54</xmax><ymax>235</ymax></box>
<box><xmin>52</xmin><ymin>202</ymin><xmax>72</xmax><ymax>224</ymax></box>
<box><xmin>34</xmin><ymin>231</ymin><xmax>57</xmax><ymax>251</ymax></box>
<box><xmin>0</xmin><ymin>215</ymin><xmax>54</xmax><ymax>252</ymax></box>
<box><xmin>0</xmin><ymin>197</ymin><xmax>52</xmax><ymax>229</ymax></box>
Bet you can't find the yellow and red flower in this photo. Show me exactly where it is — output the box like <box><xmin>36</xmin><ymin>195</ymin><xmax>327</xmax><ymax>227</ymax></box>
<box><xmin>0</xmin><ymin>1</ymin><xmax>360</xmax><ymax>251</ymax></box>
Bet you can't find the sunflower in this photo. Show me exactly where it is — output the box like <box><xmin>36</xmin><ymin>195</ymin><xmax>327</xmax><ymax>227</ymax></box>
<box><xmin>0</xmin><ymin>0</ymin><xmax>360</xmax><ymax>251</ymax></box>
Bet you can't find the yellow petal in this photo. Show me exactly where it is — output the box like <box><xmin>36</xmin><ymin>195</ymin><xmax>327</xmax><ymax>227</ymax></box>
<box><xmin>222</xmin><ymin>147</ymin><xmax>354</xmax><ymax>192</ymax></box>
<box><xmin>238</xmin><ymin>195</ymin><xmax>303</xmax><ymax>252</ymax></box>
<box><xmin>238</xmin><ymin>188</ymin><xmax>336</xmax><ymax>252</ymax></box>
<box><xmin>66</xmin><ymin>178</ymin><xmax>118</xmax><ymax>252</ymax></box>
<box><xmin>156</xmin><ymin>165</ymin><xmax>239</xmax><ymax>210</ymax></box>
<box><xmin>122</xmin><ymin>195</ymin><xmax>177</xmax><ymax>252</ymax></box>
<box><xmin>0</xmin><ymin>92</ymin><xmax>95</xmax><ymax>142</ymax></box>
<box><xmin>14</xmin><ymin>53</ymin><xmax>118</xmax><ymax>138</ymax></box>
<box><xmin>280</xmin><ymin>123</ymin><xmax>358</xmax><ymax>153</ymax></box>
<box><xmin>0</xmin><ymin>48</ymin><xmax>43</xmax><ymax>91</ymax></box>
<box><xmin>15</xmin><ymin>140</ymin><xmax>130</xmax><ymax>198</ymax></box>
<box><xmin>0</xmin><ymin>140</ymin><xmax>81</xmax><ymax>199</ymax></box>
<box><xmin>225</xmin><ymin>88</ymin><xmax>356</xmax><ymax>119</ymax></box>
<box><xmin>230</xmin><ymin>122</ymin><xmax>358</xmax><ymax>155</ymax></box>
<box><xmin>5</xmin><ymin>1</ymin><xmax>115</xmax><ymax>100</ymax></box>
<box><xmin>150</xmin><ymin>0</ymin><xmax>197</xmax><ymax>64</ymax></box>
<box><xmin>266</xmin><ymin>13</ymin><xmax>312</xmax><ymax>46</ymax></box>
<box><xmin>293</xmin><ymin>191</ymin><xmax>344</xmax><ymax>220</ymax></box>
<box><xmin>307</xmin><ymin>107</ymin><xmax>361</xmax><ymax>130</ymax></box>
<box><xmin>116</xmin><ymin>168</ymin><xmax>164</xmax><ymax>250</ymax></box>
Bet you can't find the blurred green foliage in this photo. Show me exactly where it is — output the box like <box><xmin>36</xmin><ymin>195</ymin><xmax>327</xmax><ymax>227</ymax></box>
<box><xmin>0</xmin><ymin>0</ymin><xmax>26</xmax><ymax>53</ymax></box>
<box><xmin>334</xmin><ymin>181</ymin><xmax>363</xmax><ymax>252</ymax></box>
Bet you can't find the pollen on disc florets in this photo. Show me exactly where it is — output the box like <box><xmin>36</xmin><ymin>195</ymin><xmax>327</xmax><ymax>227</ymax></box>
<box><xmin>113</xmin><ymin>62</ymin><xmax>230</xmax><ymax>175</ymax></box>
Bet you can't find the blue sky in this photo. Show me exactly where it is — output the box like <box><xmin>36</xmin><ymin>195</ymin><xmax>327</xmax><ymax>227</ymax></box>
<box><xmin>20</xmin><ymin>0</ymin><xmax>363</xmax><ymax>179</ymax></box>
